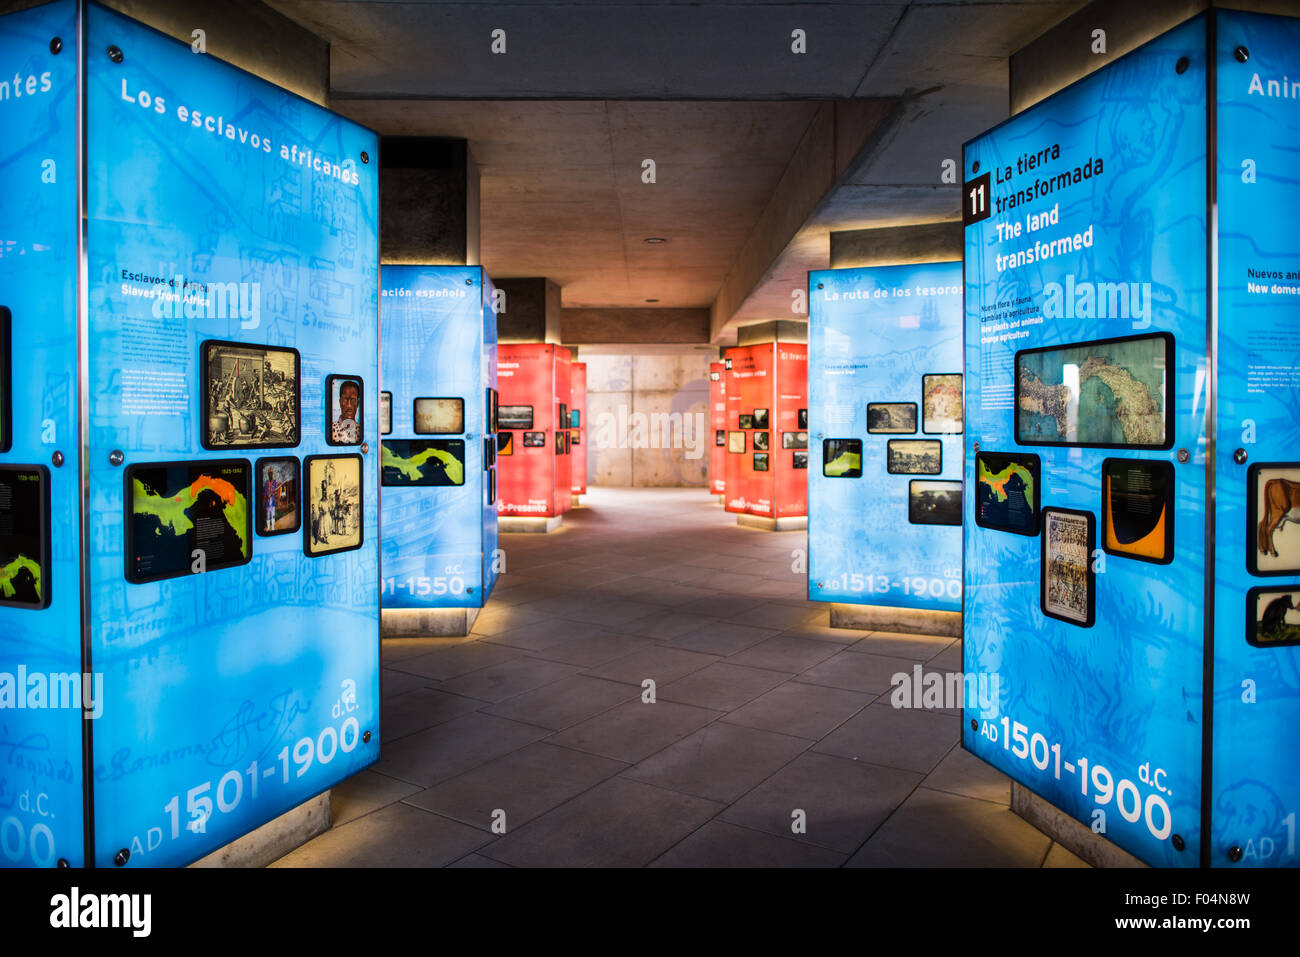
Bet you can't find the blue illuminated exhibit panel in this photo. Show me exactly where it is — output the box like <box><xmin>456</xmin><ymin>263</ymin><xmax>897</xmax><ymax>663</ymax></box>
<box><xmin>380</xmin><ymin>266</ymin><xmax>498</xmax><ymax>609</ymax></box>
<box><xmin>808</xmin><ymin>263</ymin><xmax>963</xmax><ymax>612</ymax></box>
<box><xmin>1210</xmin><ymin>10</ymin><xmax>1300</xmax><ymax>867</ymax></box>
<box><xmin>0</xmin><ymin>0</ymin><xmax>83</xmax><ymax>867</ymax></box>
<box><xmin>963</xmin><ymin>17</ymin><xmax>1208</xmax><ymax>867</ymax></box>
<box><xmin>83</xmin><ymin>4</ymin><xmax>380</xmax><ymax>867</ymax></box>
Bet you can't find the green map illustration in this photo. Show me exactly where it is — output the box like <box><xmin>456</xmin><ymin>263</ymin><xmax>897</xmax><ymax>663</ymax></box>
<box><xmin>1017</xmin><ymin>337</ymin><xmax>1166</xmax><ymax>445</ymax></box>
<box><xmin>0</xmin><ymin>555</ymin><xmax>41</xmax><ymax>602</ymax></box>
<box><xmin>132</xmin><ymin>473</ymin><xmax>249</xmax><ymax>557</ymax></box>
<box><xmin>382</xmin><ymin>441</ymin><xmax>465</xmax><ymax>486</ymax></box>
<box><xmin>823</xmin><ymin>443</ymin><xmax>862</xmax><ymax>478</ymax></box>
<box><xmin>977</xmin><ymin>457</ymin><xmax>1036</xmax><ymax>533</ymax></box>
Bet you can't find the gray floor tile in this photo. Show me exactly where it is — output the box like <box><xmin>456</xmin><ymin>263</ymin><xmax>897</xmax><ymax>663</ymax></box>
<box><xmin>435</xmin><ymin>656</ymin><xmax>579</xmax><ymax>704</ymax></box>
<box><xmin>922</xmin><ymin>743</ymin><xmax>1011</xmax><ymax>806</ymax></box>
<box><xmin>658</xmin><ymin>662</ymin><xmax>790</xmax><ymax>711</ymax></box>
<box><xmin>447</xmin><ymin>853</ymin><xmax>512</xmax><ymax>868</ymax></box>
<box><xmin>532</xmin><ymin>632</ymin><xmax>650</xmax><ymax>667</ymax></box>
<box><xmin>546</xmin><ymin>698</ymin><xmax>721</xmax><ymax>763</ymax></box>
<box><xmin>722</xmin><ymin>681</ymin><xmax>871</xmax><ymax>740</ymax></box>
<box><xmin>795</xmin><ymin>649</ymin><xmax>919</xmax><ymax>694</ymax></box>
<box><xmin>390</xmin><ymin>640</ymin><xmax>525</xmax><ymax>681</ymax></box>
<box><xmin>622</xmin><ymin>721</ymin><xmax>811</xmax><ymax>803</ymax></box>
<box><xmin>374</xmin><ymin>711</ymin><xmax>549</xmax><ymax>787</ymax></box>
<box><xmin>483</xmin><ymin>616</ymin><xmax>615</xmax><ymax>653</ymax></box>
<box><xmin>813</xmin><ymin>702</ymin><xmax>958</xmax><ymax>774</ymax></box>
<box><xmin>845</xmin><ymin>787</ymin><xmax>1052</xmax><ymax>867</ymax></box>
<box><xmin>582</xmin><ymin>645</ymin><xmax>719</xmax><ymax>686</ymax></box>
<box><xmin>483</xmin><ymin>675</ymin><xmax>638</xmax><ymax>730</ymax></box>
<box><xmin>328</xmin><ymin>770</ymin><xmax>424</xmax><ymax>827</ymax></box>
<box><xmin>381</xmin><ymin>668</ymin><xmax>433</xmax><ymax>699</ymax></box>
<box><xmin>850</xmin><ymin>632</ymin><xmax>955</xmax><ymax>660</ymax></box>
<box><xmin>721</xmin><ymin>751</ymin><xmax>922</xmax><ymax>854</ymax></box>
<box><xmin>779</xmin><ymin>622</ymin><xmax>869</xmax><ymax>645</ymax></box>
<box><xmin>480</xmin><ymin>777</ymin><xmax>725</xmax><ymax>867</ymax></box>
<box><xmin>1043</xmin><ymin>842</ymin><xmax>1091</xmax><ymax>868</ymax></box>
<box><xmin>382</xmin><ymin>687</ymin><xmax>482</xmax><ymax>743</ymax></box>
<box><xmin>406</xmin><ymin>741</ymin><xmax>627</xmax><ymax>831</ymax></box>
<box><xmin>724</xmin><ymin>602</ymin><xmax>823</xmax><ymax>630</ymax></box>
<box><xmin>651</xmin><ymin>820</ymin><xmax>847</xmax><ymax>867</ymax></box>
<box><xmin>725</xmin><ymin>634</ymin><xmax>841</xmax><ymax>672</ymax></box>
<box><xmin>666</xmin><ymin>621</ymin><xmax>781</xmax><ymax>656</ymax></box>
<box><xmin>272</xmin><ymin>803</ymin><xmax>491</xmax><ymax>867</ymax></box>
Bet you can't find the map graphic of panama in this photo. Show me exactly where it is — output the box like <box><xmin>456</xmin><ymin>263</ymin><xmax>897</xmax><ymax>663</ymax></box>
<box><xmin>382</xmin><ymin>443</ymin><xmax>464</xmax><ymax>486</ymax></box>
<box><xmin>132</xmin><ymin>473</ymin><xmax>249</xmax><ymax>557</ymax></box>
<box><xmin>0</xmin><ymin>555</ymin><xmax>41</xmax><ymax>603</ymax></box>
<box><xmin>1017</xmin><ymin>339</ymin><xmax>1166</xmax><ymax>445</ymax></box>
<box><xmin>824</xmin><ymin>448</ymin><xmax>861</xmax><ymax>477</ymax></box>
<box><xmin>978</xmin><ymin>459</ymin><xmax>1035</xmax><ymax>531</ymax></box>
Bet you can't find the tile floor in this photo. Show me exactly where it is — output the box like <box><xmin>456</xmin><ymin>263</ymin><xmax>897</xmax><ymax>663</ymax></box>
<box><xmin>273</xmin><ymin>487</ymin><xmax>1087</xmax><ymax>868</ymax></box>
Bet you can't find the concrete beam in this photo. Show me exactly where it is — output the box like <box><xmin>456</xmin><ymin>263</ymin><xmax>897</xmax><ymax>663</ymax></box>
<box><xmin>380</xmin><ymin>137</ymin><xmax>481</xmax><ymax>266</ymax></box>
<box><xmin>829</xmin><ymin>221</ymin><xmax>963</xmax><ymax>269</ymax></box>
<box><xmin>0</xmin><ymin>0</ymin><xmax>330</xmax><ymax>104</ymax></box>
<box><xmin>495</xmin><ymin>277</ymin><xmax>560</xmax><ymax>343</ymax></box>
<box><xmin>562</xmin><ymin>308</ymin><xmax>710</xmax><ymax>345</ymax></box>
<box><xmin>1010</xmin><ymin>0</ymin><xmax>1300</xmax><ymax>113</ymax></box>
<box><xmin>736</xmin><ymin>320</ymin><xmax>807</xmax><ymax>346</ymax></box>
<box><xmin>709</xmin><ymin>100</ymin><xmax>895</xmax><ymax>341</ymax></box>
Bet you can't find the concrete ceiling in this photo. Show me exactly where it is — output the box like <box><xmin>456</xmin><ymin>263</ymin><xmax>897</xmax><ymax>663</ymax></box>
<box><xmin>266</xmin><ymin>0</ymin><xmax>1087</xmax><ymax>340</ymax></box>
<box><xmin>340</xmin><ymin>99</ymin><xmax>823</xmax><ymax>309</ymax></box>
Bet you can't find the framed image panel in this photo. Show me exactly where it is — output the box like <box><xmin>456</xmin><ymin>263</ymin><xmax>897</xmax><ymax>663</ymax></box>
<box><xmin>326</xmin><ymin>374</ymin><xmax>364</xmax><ymax>446</ymax></box>
<box><xmin>498</xmin><ymin>432</ymin><xmax>514</xmax><ymax>455</ymax></box>
<box><xmin>753</xmin><ymin>452</ymin><xmax>769</xmax><ymax>472</ymax></box>
<box><xmin>867</xmin><ymin>402</ymin><xmax>918</xmax><ymax>435</ymax></box>
<box><xmin>381</xmin><ymin>440</ymin><xmax>466</xmax><ymax>487</ymax></box>
<box><xmin>1015</xmin><ymin>332</ymin><xmax>1174</xmax><ymax>449</ymax></box>
<box><xmin>887</xmin><ymin>439</ymin><xmax>942</xmax><ymax>475</ymax></box>
<box><xmin>1247</xmin><ymin>586</ymin><xmax>1300</xmax><ymax>648</ymax></box>
<box><xmin>572</xmin><ymin>432</ymin><xmax>581</xmax><ymax>446</ymax></box>
<box><xmin>201</xmin><ymin>339</ymin><xmax>300</xmax><ymax>450</ymax></box>
<box><xmin>126</xmin><ymin>459</ymin><xmax>253</xmax><ymax>584</ymax></box>
<box><xmin>728</xmin><ymin>431</ymin><xmax>746</xmax><ymax>454</ymax></box>
<box><xmin>975</xmin><ymin>450</ymin><xmax>1041</xmax><ymax>536</ymax></box>
<box><xmin>738</xmin><ymin>414</ymin><xmax>754</xmax><ymax>430</ymax></box>
<box><xmin>570</xmin><ymin>409</ymin><xmax>580</xmax><ymax>428</ymax></box>
<box><xmin>304</xmin><ymin>454</ymin><xmax>363</xmax><ymax>556</ymax></box>
<box><xmin>753</xmin><ymin>409</ymin><xmax>770</xmax><ymax>429</ymax></box>
<box><xmin>921</xmin><ymin>374</ymin><xmax>963</xmax><ymax>434</ymax></box>
<box><xmin>754</xmin><ymin>432</ymin><xmax>770</xmax><ymax>452</ymax></box>
<box><xmin>522</xmin><ymin>431</ymin><xmax>545</xmax><ymax>448</ymax></box>
<box><xmin>715</xmin><ymin>429</ymin><xmax>725</xmax><ymax>447</ymax></box>
<box><xmin>255</xmin><ymin>456</ymin><xmax>301</xmax><ymax>537</ymax></box>
<box><xmin>380</xmin><ymin>391</ymin><xmax>392</xmax><ymax>436</ymax></box>
<box><xmin>908</xmin><ymin>480</ymin><xmax>962</xmax><ymax>526</ymax></box>
<box><xmin>781</xmin><ymin>431</ymin><xmax>808</xmax><ymax>450</ymax></box>
<box><xmin>1249</xmin><ymin>462</ymin><xmax>1300</xmax><ymax>576</ymax></box>
<box><xmin>1040</xmin><ymin>508</ymin><xmax>1096</xmax><ymax>627</ymax></box>
<box><xmin>499</xmin><ymin>405</ymin><xmax>533</xmax><ymax>430</ymax></box>
<box><xmin>0</xmin><ymin>464</ymin><xmax>50</xmax><ymax>609</ymax></box>
<box><xmin>0</xmin><ymin>307</ymin><xmax>10</xmax><ymax>453</ymax></box>
<box><xmin>414</xmin><ymin>397</ymin><xmax>465</xmax><ymax>435</ymax></box>
<box><xmin>798</xmin><ymin>408</ymin><xmax>807</xmax><ymax>429</ymax></box>
<box><xmin>488</xmin><ymin>388</ymin><xmax>499</xmax><ymax>434</ymax></box>
<box><xmin>823</xmin><ymin>438</ymin><xmax>861</xmax><ymax>478</ymax></box>
<box><xmin>1102</xmin><ymin>458</ymin><xmax>1174</xmax><ymax>564</ymax></box>
<box><xmin>484</xmin><ymin>436</ymin><xmax>495</xmax><ymax>469</ymax></box>
<box><xmin>488</xmin><ymin>469</ymin><xmax>497</xmax><ymax>506</ymax></box>
<box><xmin>792</xmin><ymin>451</ymin><xmax>808</xmax><ymax>470</ymax></box>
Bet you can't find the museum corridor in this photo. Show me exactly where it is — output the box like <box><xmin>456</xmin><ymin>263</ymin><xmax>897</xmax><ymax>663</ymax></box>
<box><xmin>274</xmin><ymin>488</ymin><xmax>1084</xmax><ymax>867</ymax></box>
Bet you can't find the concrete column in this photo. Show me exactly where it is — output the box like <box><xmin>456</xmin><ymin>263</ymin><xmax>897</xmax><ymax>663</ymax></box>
<box><xmin>380</xmin><ymin>137</ymin><xmax>481</xmax><ymax>265</ymax></box>
<box><xmin>494</xmin><ymin>277</ymin><xmax>561</xmax><ymax>343</ymax></box>
<box><xmin>829</xmin><ymin>222</ymin><xmax>963</xmax><ymax>269</ymax></box>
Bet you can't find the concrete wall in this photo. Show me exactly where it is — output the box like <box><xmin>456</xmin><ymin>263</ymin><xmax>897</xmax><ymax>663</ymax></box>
<box><xmin>584</xmin><ymin>353</ymin><xmax>712</xmax><ymax>488</ymax></box>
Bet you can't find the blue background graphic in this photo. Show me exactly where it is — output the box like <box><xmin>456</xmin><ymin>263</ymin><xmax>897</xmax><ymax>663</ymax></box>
<box><xmin>808</xmin><ymin>263</ymin><xmax>964</xmax><ymax>611</ymax></box>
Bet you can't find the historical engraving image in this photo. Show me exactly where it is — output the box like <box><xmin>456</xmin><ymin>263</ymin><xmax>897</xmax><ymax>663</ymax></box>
<box><xmin>256</xmin><ymin>457</ymin><xmax>300</xmax><ymax>536</ymax></box>
<box><xmin>867</xmin><ymin>402</ymin><xmax>918</xmax><ymax>434</ymax></box>
<box><xmin>1249</xmin><ymin>463</ymin><xmax>1300</xmax><ymax>575</ymax></box>
<box><xmin>922</xmin><ymin>374</ymin><xmax>963</xmax><ymax>434</ymax></box>
<box><xmin>887</xmin><ymin>439</ymin><xmax>942</xmax><ymax>475</ymax></box>
<box><xmin>306</xmin><ymin>455</ymin><xmax>362</xmax><ymax>556</ymax></box>
<box><xmin>1248</xmin><ymin>587</ymin><xmax>1300</xmax><ymax>647</ymax></box>
<box><xmin>414</xmin><ymin>397</ymin><xmax>464</xmax><ymax>435</ymax></box>
<box><xmin>1041</xmin><ymin>508</ymin><xmax>1095</xmax><ymax>626</ymax></box>
<box><xmin>202</xmin><ymin>340</ymin><xmax>299</xmax><ymax>449</ymax></box>
<box><xmin>908</xmin><ymin>480</ymin><xmax>962</xmax><ymax>526</ymax></box>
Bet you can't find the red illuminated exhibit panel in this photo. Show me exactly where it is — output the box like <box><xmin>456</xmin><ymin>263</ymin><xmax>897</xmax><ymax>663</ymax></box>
<box><xmin>724</xmin><ymin>342</ymin><xmax>808</xmax><ymax>519</ymax></box>
<box><xmin>709</xmin><ymin>361</ymin><xmax>726</xmax><ymax>496</ymax></box>
<box><xmin>571</xmin><ymin>361</ymin><xmax>588</xmax><ymax>496</ymax></box>
<box><xmin>554</xmin><ymin>349</ymin><xmax>573</xmax><ymax>513</ymax></box>
<box><xmin>497</xmin><ymin>343</ymin><xmax>567</xmax><ymax>518</ymax></box>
